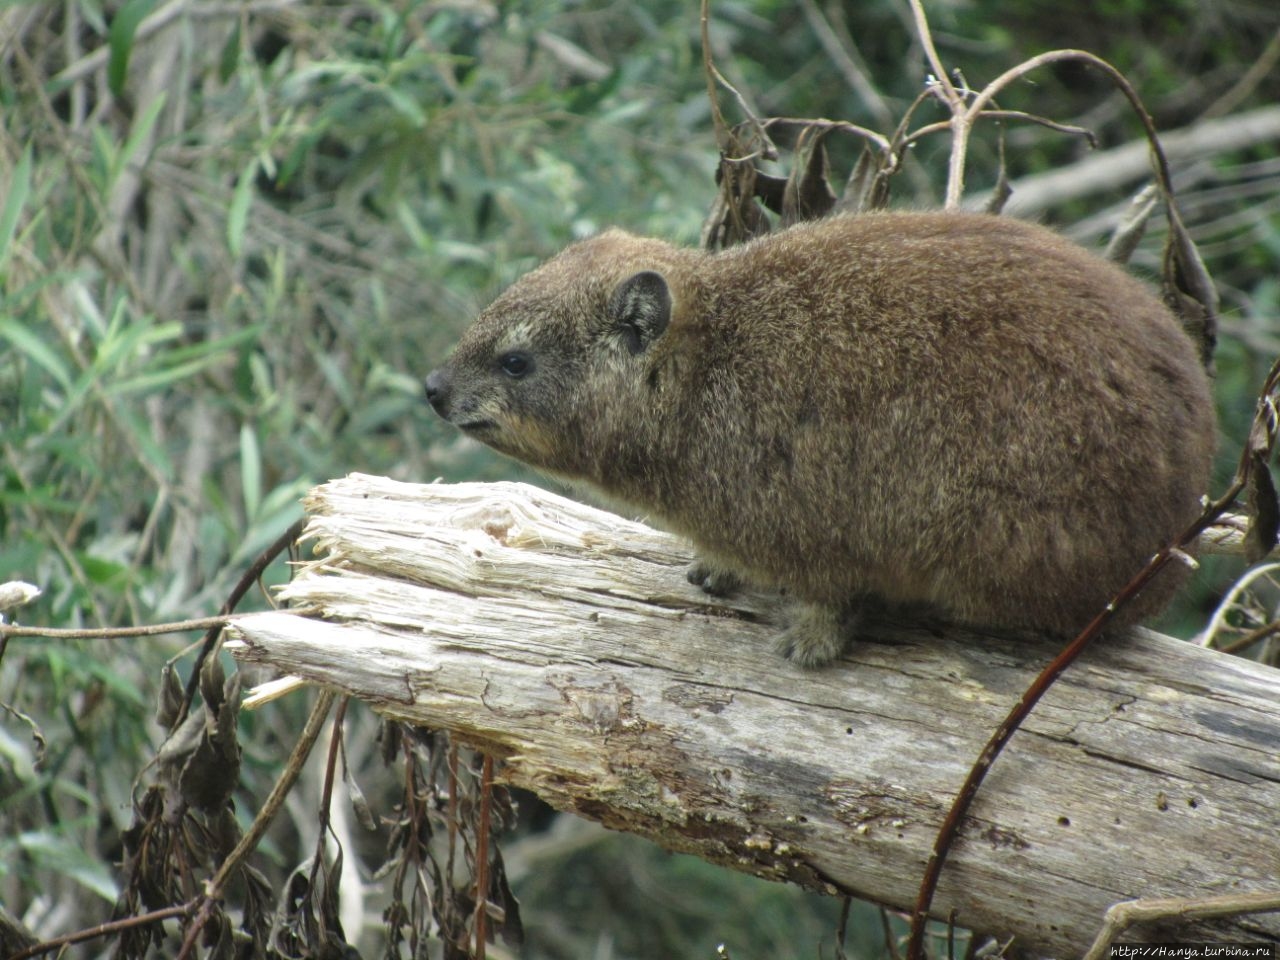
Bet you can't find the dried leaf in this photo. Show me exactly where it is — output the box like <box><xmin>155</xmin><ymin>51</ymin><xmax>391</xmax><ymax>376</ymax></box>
<box><xmin>490</xmin><ymin>847</ymin><xmax>524</xmax><ymax>947</ymax></box>
<box><xmin>837</xmin><ymin>147</ymin><xmax>892</xmax><ymax>214</ymax></box>
<box><xmin>702</xmin><ymin>155</ymin><xmax>771</xmax><ymax>250</ymax></box>
<box><xmin>1248</xmin><ymin>394</ymin><xmax>1279</xmax><ymax>460</ymax></box>
<box><xmin>242</xmin><ymin>864</ymin><xmax>275</xmax><ymax>953</ymax></box>
<box><xmin>1105</xmin><ymin>185</ymin><xmax>1158</xmax><ymax>265</ymax></box>
<box><xmin>1245</xmin><ymin>454</ymin><xmax>1280</xmax><ymax>563</ymax></box>
<box><xmin>200</xmin><ymin>647</ymin><xmax>226</xmax><ymax>710</ymax></box>
<box><xmin>209</xmin><ymin>806</ymin><xmax>241</xmax><ymax>861</ymax></box>
<box><xmin>179</xmin><ymin>725</ymin><xmax>239</xmax><ymax>812</ymax></box>
<box><xmin>345</xmin><ymin>759</ymin><xmax>378</xmax><ymax>832</ymax></box>
<box><xmin>272</xmin><ymin>863</ymin><xmax>313</xmax><ymax>954</ymax></box>
<box><xmin>752</xmin><ymin>170</ymin><xmax>789</xmax><ymax>216</ymax></box>
<box><xmin>155</xmin><ymin>660</ymin><xmax>184</xmax><ymax>728</ymax></box>
<box><xmin>0</xmin><ymin>906</ymin><xmax>39</xmax><ymax>955</ymax></box>
<box><xmin>205</xmin><ymin>912</ymin><xmax>234</xmax><ymax>959</ymax></box>
<box><xmin>780</xmin><ymin>126</ymin><xmax>836</xmax><ymax>226</ymax></box>
<box><xmin>378</xmin><ymin>717</ymin><xmax>400</xmax><ymax>766</ymax></box>
<box><xmin>179</xmin><ymin>675</ymin><xmax>241</xmax><ymax>812</ymax></box>
<box><xmin>271</xmin><ymin>857</ymin><xmax>356</xmax><ymax>957</ymax></box>
<box><xmin>1162</xmin><ymin>205</ymin><xmax>1219</xmax><ymax>372</ymax></box>
<box><xmin>316</xmin><ymin>848</ymin><xmax>345</xmax><ymax>942</ymax></box>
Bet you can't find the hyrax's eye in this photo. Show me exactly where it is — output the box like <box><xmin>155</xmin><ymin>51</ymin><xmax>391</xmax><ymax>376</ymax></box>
<box><xmin>499</xmin><ymin>351</ymin><xmax>533</xmax><ymax>379</ymax></box>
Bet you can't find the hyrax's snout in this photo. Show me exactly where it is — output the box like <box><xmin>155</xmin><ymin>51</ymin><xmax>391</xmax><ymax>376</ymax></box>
<box><xmin>424</xmin><ymin>368</ymin><xmax>452</xmax><ymax>419</ymax></box>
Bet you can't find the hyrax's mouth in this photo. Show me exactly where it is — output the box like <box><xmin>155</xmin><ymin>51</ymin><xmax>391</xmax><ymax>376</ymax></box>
<box><xmin>455</xmin><ymin>418</ymin><xmax>497</xmax><ymax>435</ymax></box>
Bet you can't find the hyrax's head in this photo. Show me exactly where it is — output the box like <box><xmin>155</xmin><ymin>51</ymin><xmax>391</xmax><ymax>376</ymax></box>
<box><xmin>424</xmin><ymin>230</ymin><xmax>690</xmax><ymax>479</ymax></box>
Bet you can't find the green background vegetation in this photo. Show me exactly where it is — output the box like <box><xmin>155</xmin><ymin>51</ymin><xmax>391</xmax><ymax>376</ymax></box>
<box><xmin>2</xmin><ymin>0</ymin><xmax>1278</xmax><ymax>956</ymax></box>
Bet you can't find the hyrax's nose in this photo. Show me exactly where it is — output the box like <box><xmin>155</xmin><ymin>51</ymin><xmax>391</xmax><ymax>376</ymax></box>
<box><xmin>424</xmin><ymin>368</ymin><xmax>452</xmax><ymax>417</ymax></box>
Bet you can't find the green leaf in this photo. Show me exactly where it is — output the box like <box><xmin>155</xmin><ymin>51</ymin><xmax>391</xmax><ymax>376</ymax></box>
<box><xmin>107</xmin><ymin>0</ymin><xmax>158</xmax><ymax>97</ymax></box>
<box><xmin>276</xmin><ymin>121</ymin><xmax>329</xmax><ymax>188</ymax></box>
<box><xmin>110</xmin><ymin>355</ymin><xmax>221</xmax><ymax>396</ymax></box>
<box><xmin>314</xmin><ymin>351</ymin><xmax>354</xmax><ymax>410</ymax></box>
<box><xmin>240</xmin><ymin>423</ymin><xmax>262</xmax><ymax>521</ymax></box>
<box><xmin>94</xmin><ymin>322</ymin><xmax>258</xmax><ymax>392</ymax></box>
<box><xmin>117</xmin><ymin>91</ymin><xmax>167</xmax><ymax>180</ymax></box>
<box><xmin>13</xmin><ymin>831</ymin><xmax>118</xmax><ymax>901</ymax></box>
<box><xmin>108</xmin><ymin>403</ymin><xmax>173</xmax><ymax>478</ymax></box>
<box><xmin>157</xmin><ymin>324</ymin><xmax>262</xmax><ymax>368</ymax></box>
<box><xmin>0</xmin><ymin>317</ymin><xmax>72</xmax><ymax>392</ymax></box>
<box><xmin>80</xmin><ymin>554</ymin><xmax>128</xmax><ymax>587</ymax></box>
<box><xmin>380</xmin><ymin>84</ymin><xmax>427</xmax><ymax>126</ymax></box>
<box><xmin>88</xmin><ymin>124</ymin><xmax>117</xmax><ymax>194</ymax></box>
<box><xmin>92</xmin><ymin>309</ymin><xmax>182</xmax><ymax>374</ymax></box>
<box><xmin>231</xmin><ymin>484</ymin><xmax>307</xmax><ymax>565</ymax></box>
<box><xmin>218</xmin><ymin>19</ymin><xmax>242</xmax><ymax>83</ymax></box>
<box><xmin>228</xmin><ymin>158</ymin><xmax>257</xmax><ymax>257</ymax></box>
<box><xmin>0</xmin><ymin>144</ymin><xmax>31</xmax><ymax>273</ymax></box>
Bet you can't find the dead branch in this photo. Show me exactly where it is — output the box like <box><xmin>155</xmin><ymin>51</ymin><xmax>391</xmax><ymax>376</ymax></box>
<box><xmin>227</xmin><ymin>475</ymin><xmax>1280</xmax><ymax>958</ymax></box>
<box><xmin>972</xmin><ymin>105</ymin><xmax>1280</xmax><ymax>216</ymax></box>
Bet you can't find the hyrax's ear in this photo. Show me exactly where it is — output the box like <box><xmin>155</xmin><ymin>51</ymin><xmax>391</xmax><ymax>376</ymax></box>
<box><xmin>607</xmin><ymin>270</ymin><xmax>671</xmax><ymax>355</ymax></box>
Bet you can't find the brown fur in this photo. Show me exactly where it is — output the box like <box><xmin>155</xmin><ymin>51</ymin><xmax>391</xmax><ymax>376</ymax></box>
<box><xmin>425</xmin><ymin>212</ymin><xmax>1217</xmax><ymax>666</ymax></box>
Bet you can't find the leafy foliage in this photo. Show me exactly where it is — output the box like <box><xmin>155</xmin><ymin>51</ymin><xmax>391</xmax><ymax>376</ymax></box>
<box><xmin>1</xmin><ymin>0</ymin><xmax>1278</xmax><ymax>957</ymax></box>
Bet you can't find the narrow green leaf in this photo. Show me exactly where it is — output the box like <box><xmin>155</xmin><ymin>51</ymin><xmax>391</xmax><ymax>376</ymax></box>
<box><xmin>0</xmin><ymin>144</ymin><xmax>32</xmax><ymax>271</ymax></box>
<box><xmin>107</xmin><ymin>0</ymin><xmax>158</xmax><ymax>97</ymax></box>
<box><xmin>88</xmin><ymin>125</ymin><xmax>116</xmax><ymax>194</ymax></box>
<box><xmin>117</xmin><ymin>91</ymin><xmax>167</xmax><ymax>179</ymax></box>
<box><xmin>314</xmin><ymin>351</ymin><xmax>354</xmax><ymax>410</ymax></box>
<box><xmin>109</xmin><ymin>355</ymin><xmax>222</xmax><ymax>396</ymax></box>
<box><xmin>395</xmin><ymin>200</ymin><xmax>429</xmax><ymax>251</ymax></box>
<box><xmin>157</xmin><ymin>325</ymin><xmax>261</xmax><ymax>368</ymax></box>
<box><xmin>93</xmin><ymin>312</ymin><xmax>182</xmax><ymax>374</ymax></box>
<box><xmin>240</xmin><ymin>423</ymin><xmax>262</xmax><ymax>521</ymax></box>
<box><xmin>0</xmin><ymin>317</ymin><xmax>72</xmax><ymax>392</ymax></box>
<box><xmin>227</xmin><ymin>158</ymin><xmax>257</xmax><ymax>258</ymax></box>
<box><xmin>16</xmin><ymin>831</ymin><xmax>118</xmax><ymax>902</ymax></box>
<box><xmin>98</xmin><ymin>397</ymin><xmax>173</xmax><ymax>478</ymax></box>
<box><xmin>218</xmin><ymin>19</ymin><xmax>242</xmax><ymax>83</ymax></box>
<box><xmin>231</xmin><ymin>486</ymin><xmax>307</xmax><ymax>565</ymax></box>
<box><xmin>277</xmin><ymin>121</ymin><xmax>328</xmax><ymax>188</ymax></box>
<box><xmin>380</xmin><ymin>85</ymin><xmax>427</xmax><ymax>126</ymax></box>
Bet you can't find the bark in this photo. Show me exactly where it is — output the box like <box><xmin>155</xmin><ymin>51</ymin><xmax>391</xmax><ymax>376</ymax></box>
<box><xmin>227</xmin><ymin>474</ymin><xmax>1280</xmax><ymax>957</ymax></box>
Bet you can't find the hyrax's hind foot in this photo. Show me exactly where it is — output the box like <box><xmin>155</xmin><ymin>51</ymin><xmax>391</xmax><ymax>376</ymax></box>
<box><xmin>687</xmin><ymin>559</ymin><xmax>743</xmax><ymax>597</ymax></box>
<box><xmin>776</xmin><ymin>602</ymin><xmax>859</xmax><ymax>668</ymax></box>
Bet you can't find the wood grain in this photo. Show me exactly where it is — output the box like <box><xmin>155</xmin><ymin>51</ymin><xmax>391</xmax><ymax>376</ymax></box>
<box><xmin>227</xmin><ymin>474</ymin><xmax>1280</xmax><ymax>956</ymax></box>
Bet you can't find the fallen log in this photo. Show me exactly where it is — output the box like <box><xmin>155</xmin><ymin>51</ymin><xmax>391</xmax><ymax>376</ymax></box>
<box><xmin>226</xmin><ymin>473</ymin><xmax>1280</xmax><ymax>957</ymax></box>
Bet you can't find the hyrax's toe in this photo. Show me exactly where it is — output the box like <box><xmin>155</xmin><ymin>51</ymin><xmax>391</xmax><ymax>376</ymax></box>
<box><xmin>686</xmin><ymin>559</ymin><xmax>743</xmax><ymax>597</ymax></box>
<box><xmin>775</xmin><ymin>603</ymin><xmax>858</xmax><ymax>668</ymax></box>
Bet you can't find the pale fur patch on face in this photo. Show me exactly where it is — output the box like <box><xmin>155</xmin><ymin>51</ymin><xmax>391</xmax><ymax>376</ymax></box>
<box><xmin>495</xmin><ymin>320</ymin><xmax>538</xmax><ymax>356</ymax></box>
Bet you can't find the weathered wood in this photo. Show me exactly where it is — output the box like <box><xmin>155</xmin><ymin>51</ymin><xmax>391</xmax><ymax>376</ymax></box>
<box><xmin>226</xmin><ymin>474</ymin><xmax>1280</xmax><ymax>957</ymax></box>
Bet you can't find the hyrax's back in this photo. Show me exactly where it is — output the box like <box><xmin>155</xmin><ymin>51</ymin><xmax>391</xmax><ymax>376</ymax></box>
<box><xmin>653</xmin><ymin>212</ymin><xmax>1215</xmax><ymax>637</ymax></box>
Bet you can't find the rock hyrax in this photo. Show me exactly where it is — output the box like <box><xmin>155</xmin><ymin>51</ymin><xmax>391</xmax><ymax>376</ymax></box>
<box><xmin>425</xmin><ymin>212</ymin><xmax>1216</xmax><ymax>667</ymax></box>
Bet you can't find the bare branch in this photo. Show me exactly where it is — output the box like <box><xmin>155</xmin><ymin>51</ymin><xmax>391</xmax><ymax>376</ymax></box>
<box><xmin>907</xmin><ymin>0</ymin><xmax>959</xmax><ymax>107</ymax></box>
<box><xmin>1083</xmin><ymin>891</ymin><xmax>1280</xmax><ymax>960</ymax></box>
<box><xmin>762</xmin><ymin>117</ymin><xmax>891</xmax><ymax>153</ymax></box>
<box><xmin>0</xmin><ymin>617</ymin><xmax>230</xmax><ymax>640</ymax></box>
<box><xmin>1203</xmin><ymin>26</ymin><xmax>1280</xmax><ymax>120</ymax></box>
<box><xmin>972</xmin><ymin>105</ymin><xmax>1280</xmax><ymax>216</ymax></box>
<box><xmin>799</xmin><ymin>0</ymin><xmax>896</xmax><ymax>131</ymax></box>
<box><xmin>902</xmin><ymin>111</ymin><xmax>1096</xmax><ymax>150</ymax></box>
<box><xmin>226</xmin><ymin>475</ymin><xmax>1280</xmax><ymax>958</ymax></box>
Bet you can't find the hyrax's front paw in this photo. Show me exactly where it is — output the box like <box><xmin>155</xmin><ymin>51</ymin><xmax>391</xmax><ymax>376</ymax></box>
<box><xmin>686</xmin><ymin>559</ymin><xmax>743</xmax><ymax>597</ymax></box>
<box><xmin>775</xmin><ymin>602</ymin><xmax>858</xmax><ymax>668</ymax></box>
